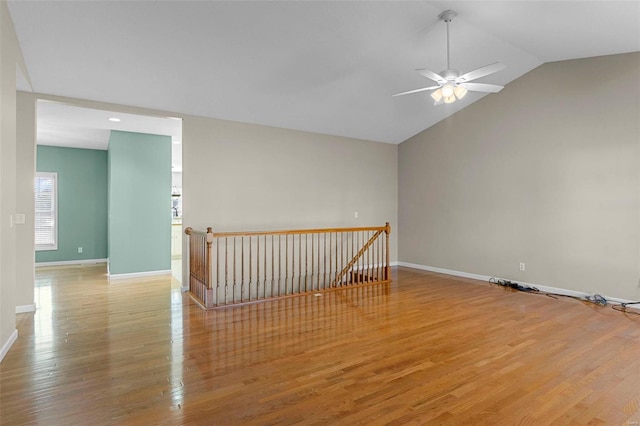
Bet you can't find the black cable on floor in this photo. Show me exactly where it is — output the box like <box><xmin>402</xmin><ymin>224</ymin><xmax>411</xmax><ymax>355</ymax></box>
<box><xmin>488</xmin><ymin>277</ymin><xmax>640</xmax><ymax>316</ymax></box>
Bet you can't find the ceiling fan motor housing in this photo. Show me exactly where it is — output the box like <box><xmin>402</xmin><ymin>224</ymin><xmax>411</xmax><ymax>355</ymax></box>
<box><xmin>441</xmin><ymin>69</ymin><xmax>461</xmax><ymax>82</ymax></box>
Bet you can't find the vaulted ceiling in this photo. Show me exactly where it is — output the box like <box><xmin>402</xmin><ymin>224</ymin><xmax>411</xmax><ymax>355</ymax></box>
<box><xmin>8</xmin><ymin>1</ymin><xmax>640</xmax><ymax>144</ymax></box>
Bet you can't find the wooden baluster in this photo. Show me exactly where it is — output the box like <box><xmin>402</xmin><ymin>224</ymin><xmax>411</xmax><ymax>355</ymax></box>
<box><xmin>342</xmin><ymin>232</ymin><xmax>346</xmax><ymax>287</ymax></box>
<box><xmin>367</xmin><ymin>230</ymin><xmax>372</xmax><ymax>282</ymax></box>
<box><xmin>369</xmin><ymin>231</ymin><xmax>373</xmax><ymax>282</ymax></box>
<box><xmin>365</xmin><ymin>231</ymin><xmax>368</xmax><ymax>282</ymax></box>
<box><xmin>285</xmin><ymin>235</ymin><xmax>289</xmax><ymax>295</ymax></box>
<box><xmin>298</xmin><ymin>234</ymin><xmax>301</xmax><ymax>293</ymax></box>
<box><xmin>350</xmin><ymin>231</ymin><xmax>354</xmax><ymax>285</ymax></box>
<box><xmin>305</xmin><ymin>234</ymin><xmax>309</xmax><ymax>292</ymax></box>
<box><xmin>277</xmin><ymin>235</ymin><xmax>281</xmax><ymax>297</ymax></box>
<box><xmin>374</xmin><ymin>233</ymin><xmax>380</xmax><ymax>281</ymax></box>
<box><xmin>257</xmin><ymin>234</ymin><xmax>260</xmax><ymax>300</ymax></box>
<box><xmin>224</xmin><ymin>237</ymin><xmax>228</xmax><ymax>305</ymax></box>
<box><xmin>385</xmin><ymin>222</ymin><xmax>390</xmax><ymax>281</ymax></box>
<box><xmin>360</xmin><ymin>231</ymin><xmax>363</xmax><ymax>283</ymax></box>
<box><xmin>271</xmin><ymin>235</ymin><xmax>275</xmax><ymax>298</ymax></box>
<box><xmin>331</xmin><ymin>232</ymin><xmax>342</xmax><ymax>285</ymax></box>
<box><xmin>263</xmin><ymin>235</ymin><xmax>267</xmax><ymax>299</ymax></box>
<box><xmin>311</xmin><ymin>233</ymin><xmax>314</xmax><ymax>291</ymax></box>
<box><xmin>241</xmin><ymin>236</ymin><xmax>244</xmax><ymax>302</ymax></box>
<box><xmin>249</xmin><ymin>236</ymin><xmax>253</xmax><ymax>301</ymax></box>
<box><xmin>358</xmin><ymin>231</ymin><xmax>362</xmax><ymax>283</ymax></box>
<box><xmin>323</xmin><ymin>232</ymin><xmax>327</xmax><ymax>289</ymax></box>
<box><xmin>376</xmin><ymin>233</ymin><xmax>382</xmax><ymax>281</ymax></box>
<box><xmin>215</xmin><ymin>236</ymin><xmax>220</xmax><ymax>304</ymax></box>
<box><xmin>233</xmin><ymin>237</ymin><xmax>236</xmax><ymax>304</ymax></box>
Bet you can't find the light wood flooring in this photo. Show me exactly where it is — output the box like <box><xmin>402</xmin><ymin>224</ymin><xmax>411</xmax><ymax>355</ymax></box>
<box><xmin>0</xmin><ymin>265</ymin><xmax>638</xmax><ymax>425</ymax></box>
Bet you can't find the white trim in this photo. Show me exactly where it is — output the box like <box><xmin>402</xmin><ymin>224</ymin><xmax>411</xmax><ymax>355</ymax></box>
<box><xmin>0</xmin><ymin>330</ymin><xmax>18</xmax><ymax>363</ymax></box>
<box><xmin>396</xmin><ymin>262</ymin><xmax>638</xmax><ymax>305</ymax></box>
<box><xmin>181</xmin><ymin>285</ymin><xmax>189</xmax><ymax>292</ymax></box>
<box><xmin>109</xmin><ymin>269</ymin><xmax>172</xmax><ymax>280</ymax></box>
<box><xmin>36</xmin><ymin>258</ymin><xmax>108</xmax><ymax>267</ymax></box>
<box><xmin>397</xmin><ymin>262</ymin><xmax>488</xmax><ymax>281</ymax></box>
<box><xmin>16</xmin><ymin>304</ymin><xmax>36</xmax><ymax>313</ymax></box>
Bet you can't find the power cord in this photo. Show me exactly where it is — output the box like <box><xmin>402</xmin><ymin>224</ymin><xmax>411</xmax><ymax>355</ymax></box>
<box><xmin>612</xmin><ymin>301</ymin><xmax>640</xmax><ymax>316</ymax></box>
<box><xmin>487</xmin><ymin>277</ymin><xmax>639</xmax><ymax>315</ymax></box>
<box><xmin>489</xmin><ymin>277</ymin><xmax>539</xmax><ymax>293</ymax></box>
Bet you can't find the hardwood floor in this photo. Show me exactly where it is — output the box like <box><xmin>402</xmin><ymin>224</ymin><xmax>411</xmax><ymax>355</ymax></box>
<box><xmin>1</xmin><ymin>265</ymin><xmax>638</xmax><ymax>425</ymax></box>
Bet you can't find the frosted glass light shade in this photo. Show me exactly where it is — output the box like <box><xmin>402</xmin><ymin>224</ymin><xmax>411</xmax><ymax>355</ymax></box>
<box><xmin>454</xmin><ymin>86</ymin><xmax>468</xmax><ymax>99</ymax></box>
<box><xmin>430</xmin><ymin>89</ymin><xmax>443</xmax><ymax>102</ymax></box>
<box><xmin>441</xmin><ymin>84</ymin><xmax>454</xmax><ymax>98</ymax></box>
<box><xmin>444</xmin><ymin>95</ymin><xmax>456</xmax><ymax>104</ymax></box>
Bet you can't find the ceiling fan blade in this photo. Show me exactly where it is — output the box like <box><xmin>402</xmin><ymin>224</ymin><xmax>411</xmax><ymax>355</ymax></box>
<box><xmin>456</xmin><ymin>62</ymin><xmax>506</xmax><ymax>83</ymax></box>
<box><xmin>392</xmin><ymin>85</ymin><xmax>440</xmax><ymax>97</ymax></box>
<box><xmin>416</xmin><ymin>69</ymin><xmax>446</xmax><ymax>84</ymax></box>
<box><xmin>459</xmin><ymin>82</ymin><xmax>504</xmax><ymax>93</ymax></box>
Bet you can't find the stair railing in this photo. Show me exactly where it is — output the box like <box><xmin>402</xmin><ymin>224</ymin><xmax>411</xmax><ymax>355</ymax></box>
<box><xmin>185</xmin><ymin>223</ymin><xmax>391</xmax><ymax>308</ymax></box>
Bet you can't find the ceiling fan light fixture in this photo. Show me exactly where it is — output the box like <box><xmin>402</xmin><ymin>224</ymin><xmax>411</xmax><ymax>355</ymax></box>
<box><xmin>441</xmin><ymin>84</ymin><xmax>454</xmax><ymax>98</ymax></box>
<box><xmin>430</xmin><ymin>88</ymin><xmax>443</xmax><ymax>102</ymax></box>
<box><xmin>454</xmin><ymin>85</ymin><xmax>468</xmax><ymax>100</ymax></box>
<box><xmin>444</xmin><ymin>95</ymin><xmax>456</xmax><ymax>104</ymax></box>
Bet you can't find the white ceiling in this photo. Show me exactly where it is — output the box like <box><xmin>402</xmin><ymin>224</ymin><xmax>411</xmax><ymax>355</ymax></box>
<box><xmin>9</xmin><ymin>1</ymin><xmax>640</xmax><ymax>145</ymax></box>
<box><xmin>37</xmin><ymin>100</ymin><xmax>183</xmax><ymax>170</ymax></box>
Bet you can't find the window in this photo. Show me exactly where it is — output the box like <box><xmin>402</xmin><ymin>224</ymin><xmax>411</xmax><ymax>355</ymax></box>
<box><xmin>35</xmin><ymin>172</ymin><xmax>58</xmax><ymax>251</ymax></box>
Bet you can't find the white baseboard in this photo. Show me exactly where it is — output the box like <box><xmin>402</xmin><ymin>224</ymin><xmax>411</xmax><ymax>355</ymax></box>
<box><xmin>396</xmin><ymin>262</ymin><xmax>637</xmax><ymax>305</ymax></box>
<box><xmin>16</xmin><ymin>304</ymin><xmax>36</xmax><ymax>313</ymax></box>
<box><xmin>109</xmin><ymin>269</ymin><xmax>172</xmax><ymax>280</ymax></box>
<box><xmin>0</xmin><ymin>329</ymin><xmax>18</xmax><ymax>363</ymax></box>
<box><xmin>36</xmin><ymin>258</ymin><xmax>107</xmax><ymax>267</ymax></box>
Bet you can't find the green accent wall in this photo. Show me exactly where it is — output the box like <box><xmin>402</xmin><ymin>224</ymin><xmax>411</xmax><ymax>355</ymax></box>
<box><xmin>108</xmin><ymin>130</ymin><xmax>171</xmax><ymax>275</ymax></box>
<box><xmin>36</xmin><ymin>145</ymin><xmax>108</xmax><ymax>262</ymax></box>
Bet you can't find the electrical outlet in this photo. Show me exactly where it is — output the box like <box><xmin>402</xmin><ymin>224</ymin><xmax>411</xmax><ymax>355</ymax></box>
<box><xmin>354</xmin><ymin>211</ymin><xmax>358</xmax><ymax>219</ymax></box>
<box><xmin>519</xmin><ymin>262</ymin><xmax>525</xmax><ymax>271</ymax></box>
<box><xmin>78</xmin><ymin>247</ymin><xmax>83</xmax><ymax>253</ymax></box>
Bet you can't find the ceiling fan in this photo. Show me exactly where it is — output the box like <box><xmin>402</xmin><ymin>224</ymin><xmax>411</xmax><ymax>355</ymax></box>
<box><xmin>393</xmin><ymin>10</ymin><xmax>506</xmax><ymax>105</ymax></box>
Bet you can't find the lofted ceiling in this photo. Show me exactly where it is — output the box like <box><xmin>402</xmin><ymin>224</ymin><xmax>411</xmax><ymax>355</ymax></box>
<box><xmin>8</xmin><ymin>1</ymin><xmax>640</xmax><ymax>145</ymax></box>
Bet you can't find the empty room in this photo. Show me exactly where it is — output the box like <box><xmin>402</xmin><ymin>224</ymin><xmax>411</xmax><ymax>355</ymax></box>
<box><xmin>0</xmin><ymin>1</ymin><xmax>639</xmax><ymax>424</ymax></box>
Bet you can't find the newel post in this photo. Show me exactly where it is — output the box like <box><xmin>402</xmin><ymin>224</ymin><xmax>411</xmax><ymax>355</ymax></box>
<box><xmin>384</xmin><ymin>222</ymin><xmax>391</xmax><ymax>281</ymax></box>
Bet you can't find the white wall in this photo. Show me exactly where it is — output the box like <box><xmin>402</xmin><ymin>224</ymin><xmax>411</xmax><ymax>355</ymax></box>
<box><xmin>398</xmin><ymin>53</ymin><xmax>640</xmax><ymax>300</ymax></box>
<box><xmin>1</xmin><ymin>1</ymin><xmax>29</xmax><ymax>360</ymax></box>
<box><xmin>15</xmin><ymin>91</ymin><xmax>35</xmax><ymax>309</ymax></box>
<box><xmin>182</xmin><ymin>115</ymin><xmax>397</xmax><ymax>231</ymax></box>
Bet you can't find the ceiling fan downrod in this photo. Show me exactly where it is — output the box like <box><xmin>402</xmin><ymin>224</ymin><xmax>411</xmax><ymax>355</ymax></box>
<box><xmin>438</xmin><ymin>10</ymin><xmax>457</xmax><ymax>71</ymax></box>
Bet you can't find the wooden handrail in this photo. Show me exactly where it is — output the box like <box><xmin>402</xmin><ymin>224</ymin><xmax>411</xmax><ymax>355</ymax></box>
<box><xmin>209</xmin><ymin>225</ymin><xmax>387</xmax><ymax>238</ymax></box>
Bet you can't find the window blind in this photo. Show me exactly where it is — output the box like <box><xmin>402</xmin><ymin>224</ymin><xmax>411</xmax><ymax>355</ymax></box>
<box><xmin>35</xmin><ymin>172</ymin><xmax>57</xmax><ymax>250</ymax></box>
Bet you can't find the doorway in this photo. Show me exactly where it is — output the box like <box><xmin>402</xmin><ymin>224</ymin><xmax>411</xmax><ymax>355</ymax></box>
<box><xmin>34</xmin><ymin>99</ymin><xmax>183</xmax><ymax>283</ymax></box>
